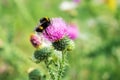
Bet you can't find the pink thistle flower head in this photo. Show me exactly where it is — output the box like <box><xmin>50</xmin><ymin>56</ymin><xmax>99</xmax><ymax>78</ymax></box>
<box><xmin>67</xmin><ymin>23</ymin><xmax>79</xmax><ymax>40</ymax></box>
<box><xmin>30</xmin><ymin>33</ymin><xmax>42</xmax><ymax>48</ymax></box>
<box><xmin>43</xmin><ymin>18</ymin><xmax>67</xmax><ymax>42</ymax></box>
<box><xmin>73</xmin><ymin>0</ymin><xmax>80</xmax><ymax>3</ymax></box>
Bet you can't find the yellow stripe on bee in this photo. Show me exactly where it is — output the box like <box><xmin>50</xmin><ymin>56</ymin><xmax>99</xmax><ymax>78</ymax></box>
<box><xmin>45</xmin><ymin>17</ymin><xmax>49</xmax><ymax>21</ymax></box>
<box><xmin>39</xmin><ymin>26</ymin><xmax>43</xmax><ymax>30</ymax></box>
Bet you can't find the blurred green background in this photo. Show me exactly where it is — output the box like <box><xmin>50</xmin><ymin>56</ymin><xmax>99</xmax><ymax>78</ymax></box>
<box><xmin>0</xmin><ymin>0</ymin><xmax>120</xmax><ymax>80</ymax></box>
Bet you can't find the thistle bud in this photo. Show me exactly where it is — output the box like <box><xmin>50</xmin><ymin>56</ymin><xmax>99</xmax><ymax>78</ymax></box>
<box><xmin>52</xmin><ymin>37</ymin><xmax>71</xmax><ymax>51</ymax></box>
<box><xmin>30</xmin><ymin>33</ymin><xmax>42</xmax><ymax>48</ymax></box>
<box><xmin>67</xmin><ymin>39</ymin><xmax>75</xmax><ymax>51</ymax></box>
<box><xmin>34</xmin><ymin>47</ymin><xmax>53</xmax><ymax>61</ymax></box>
<box><xmin>28</xmin><ymin>68</ymin><xmax>41</xmax><ymax>80</ymax></box>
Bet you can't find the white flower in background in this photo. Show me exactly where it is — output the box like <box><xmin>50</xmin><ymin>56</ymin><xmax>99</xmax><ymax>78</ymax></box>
<box><xmin>92</xmin><ymin>0</ymin><xmax>104</xmax><ymax>5</ymax></box>
<box><xmin>79</xmin><ymin>33</ymin><xmax>89</xmax><ymax>40</ymax></box>
<box><xmin>59</xmin><ymin>1</ymin><xmax>78</xmax><ymax>11</ymax></box>
<box><xmin>87</xmin><ymin>18</ymin><xmax>96</xmax><ymax>28</ymax></box>
<box><xmin>117</xmin><ymin>0</ymin><xmax>120</xmax><ymax>4</ymax></box>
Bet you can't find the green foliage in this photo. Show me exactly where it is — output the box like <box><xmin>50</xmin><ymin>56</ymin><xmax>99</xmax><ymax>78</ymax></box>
<box><xmin>0</xmin><ymin>0</ymin><xmax>120</xmax><ymax>80</ymax></box>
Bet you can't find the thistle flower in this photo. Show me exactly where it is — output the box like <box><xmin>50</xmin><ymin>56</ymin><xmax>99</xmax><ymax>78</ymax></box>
<box><xmin>43</xmin><ymin>18</ymin><xmax>67</xmax><ymax>42</ymax></box>
<box><xmin>73</xmin><ymin>0</ymin><xmax>80</xmax><ymax>3</ymax></box>
<box><xmin>59</xmin><ymin>1</ymin><xmax>78</xmax><ymax>11</ymax></box>
<box><xmin>30</xmin><ymin>33</ymin><xmax>42</xmax><ymax>48</ymax></box>
<box><xmin>67</xmin><ymin>23</ymin><xmax>79</xmax><ymax>40</ymax></box>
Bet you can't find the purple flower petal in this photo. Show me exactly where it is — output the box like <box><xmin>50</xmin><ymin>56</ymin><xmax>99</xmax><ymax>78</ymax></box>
<box><xmin>67</xmin><ymin>23</ymin><xmax>79</xmax><ymax>40</ymax></box>
<box><xmin>43</xmin><ymin>18</ymin><xmax>67</xmax><ymax>42</ymax></box>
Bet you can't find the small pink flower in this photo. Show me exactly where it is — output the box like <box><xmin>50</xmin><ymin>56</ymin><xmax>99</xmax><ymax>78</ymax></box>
<box><xmin>43</xmin><ymin>18</ymin><xmax>67</xmax><ymax>42</ymax></box>
<box><xmin>73</xmin><ymin>0</ymin><xmax>80</xmax><ymax>3</ymax></box>
<box><xmin>30</xmin><ymin>33</ymin><xmax>41</xmax><ymax>48</ymax></box>
<box><xmin>67</xmin><ymin>23</ymin><xmax>79</xmax><ymax>40</ymax></box>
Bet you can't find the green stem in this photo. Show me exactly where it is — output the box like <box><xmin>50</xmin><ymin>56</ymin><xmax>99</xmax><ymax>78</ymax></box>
<box><xmin>57</xmin><ymin>61</ymin><xmax>62</xmax><ymax>80</ymax></box>
<box><xmin>57</xmin><ymin>50</ymin><xmax>67</xmax><ymax>80</ymax></box>
<box><xmin>45</xmin><ymin>59</ymin><xmax>56</xmax><ymax>80</ymax></box>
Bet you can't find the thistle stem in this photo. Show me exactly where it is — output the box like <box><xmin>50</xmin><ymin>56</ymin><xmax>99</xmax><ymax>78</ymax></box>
<box><xmin>57</xmin><ymin>50</ymin><xmax>67</xmax><ymax>80</ymax></box>
<box><xmin>45</xmin><ymin>59</ymin><xmax>56</xmax><ymax>80</ymax></box>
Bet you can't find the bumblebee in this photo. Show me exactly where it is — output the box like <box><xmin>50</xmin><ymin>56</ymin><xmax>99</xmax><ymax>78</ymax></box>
<box><xmin>35</xmin><ymin>17</ymin><xmax>51</xmax><ymax>32</ymax></box>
